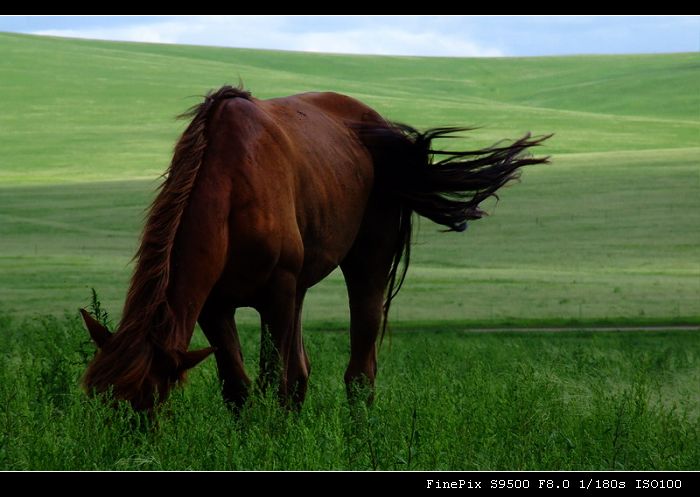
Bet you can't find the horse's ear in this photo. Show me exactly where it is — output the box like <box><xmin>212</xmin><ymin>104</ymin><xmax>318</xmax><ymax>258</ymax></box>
<box><xmin>79</xmin><ymin>308</ymin><xmax>112</xmax><ymax>347</ymax></box>
<box><xmin>177</xmin><ymin>347</ymin><xmax>216</xmax><ymax>372</ymax></box>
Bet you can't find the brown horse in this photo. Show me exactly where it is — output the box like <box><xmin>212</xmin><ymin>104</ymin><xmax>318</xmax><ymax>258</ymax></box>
<box><xmin>80</xmin><ymin>86</ymin><xmax>548</xmax><ymax>411</ymax></box>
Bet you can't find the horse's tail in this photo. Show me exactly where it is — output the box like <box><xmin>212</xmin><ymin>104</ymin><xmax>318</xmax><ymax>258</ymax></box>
<box><xmin>357</xmin><ymin>123</ymin><xmax>551</xmax><ymax>337</ymax></box>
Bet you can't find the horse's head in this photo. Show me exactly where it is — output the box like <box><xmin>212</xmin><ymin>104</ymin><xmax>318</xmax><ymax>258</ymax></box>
<box><xmin>79</xmin><ymin>309</ymin><xmax>214</xmax><ymax>412</ymax></box>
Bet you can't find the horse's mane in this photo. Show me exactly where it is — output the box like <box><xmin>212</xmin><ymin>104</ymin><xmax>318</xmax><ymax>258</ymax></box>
<box><xmin>83</xmin><ymin>86</ymin><xmax>251</xmax><ymax>395</ymax></box>
<box><xmin>122</xmin><ymin>85</ymin><xmax>251</xmax><ymax>348</ymax></box>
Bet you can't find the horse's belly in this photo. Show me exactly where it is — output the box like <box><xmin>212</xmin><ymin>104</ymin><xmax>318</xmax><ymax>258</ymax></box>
<box><xmin>296</xmin><ymin>170</ymin><xmax>371</xmax><ymax>288</ymax></box>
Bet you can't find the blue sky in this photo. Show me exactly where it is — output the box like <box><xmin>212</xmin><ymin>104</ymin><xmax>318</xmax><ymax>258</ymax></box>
<box><xmin>1</xmin><ymin>16</ymin><xmax>698</xmax><ymax>57</ymax></box>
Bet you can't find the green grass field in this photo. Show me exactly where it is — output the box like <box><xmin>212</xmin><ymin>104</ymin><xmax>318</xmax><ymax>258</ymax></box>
<box><xmin>0</xmin><ymin>33</ymin><xmax>698</xmax><ymax>470</ymax></box>
<box><xmin>1</xmin><ymin>313</ymin><xmax>698</xmax><ymax>470</ymax></box>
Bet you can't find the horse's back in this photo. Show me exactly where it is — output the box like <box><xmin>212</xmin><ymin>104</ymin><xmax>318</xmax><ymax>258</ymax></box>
<box><xmin>282</xmin><ymin>91</ymin><xmax>382</xmax><ymax>122</ymax></box>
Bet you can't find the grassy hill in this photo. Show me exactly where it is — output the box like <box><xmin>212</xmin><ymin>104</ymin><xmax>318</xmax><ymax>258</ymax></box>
<box><xmin>0</xmin><ymin>32</ymin><xmax>698</xmax><ymax>325</ymax></box>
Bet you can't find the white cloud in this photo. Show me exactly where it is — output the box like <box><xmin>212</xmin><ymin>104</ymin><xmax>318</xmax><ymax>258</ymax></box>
<box><xmin>32</xmin><ymin>16</ymin><xmax>504</xmax><ymax>57</ymax></box>
<box><xmin>295</xmin><ymin>28</ymin><xmax>504</xmax><ymax>57</ymax></box>
<box><xmin>36</xmin><ymin>26</ymin><xmax>175</xmax><ymax>44</ymax></box>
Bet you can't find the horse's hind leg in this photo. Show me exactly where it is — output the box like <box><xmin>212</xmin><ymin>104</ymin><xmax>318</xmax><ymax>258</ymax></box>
<box><xmin>340</xmin><ymin>227</ymin><xmax>397</xmax><ymax>403</ymax></box>
<box><xmin>340</xmin><ymin>264</ymin><xmax>386</xmax><ymax>403</ymax></box>
<box><xmin>198</xmin><ymin>303</ymin><xmax>250</xmax><ymax>409</ymax></box>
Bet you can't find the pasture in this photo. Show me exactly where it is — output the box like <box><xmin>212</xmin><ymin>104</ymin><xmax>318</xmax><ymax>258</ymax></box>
<box><xmin>0</xmin><ymin>32</ymin><xmax>698</xmax><ymax>469</ymax></box>
<box><xmin>1</xmin><ymin>313</ymin><xmax>698</xmax><ymax>470</ymax></box>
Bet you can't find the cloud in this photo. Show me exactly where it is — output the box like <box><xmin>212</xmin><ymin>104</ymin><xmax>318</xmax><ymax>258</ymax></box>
<box><xmin>295</xmin><ymin>28</ymin><xmax>504</xmax><ymax>57</ymax></box>
<box><xmin>32</xmin><ymin>16</ymin><xmax>505</xmax><ymax>57</ymax></box>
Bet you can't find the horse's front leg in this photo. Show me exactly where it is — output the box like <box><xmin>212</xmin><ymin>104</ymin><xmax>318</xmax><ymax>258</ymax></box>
<box><xmin>258</xmin><ymin>268</ymin><xmax>308</xmax><ymax>407</ymax></box>
<box><xmin>198</xmin><ymin>303</ymin><xmax>250</xmax><ymax>409</ymax></box>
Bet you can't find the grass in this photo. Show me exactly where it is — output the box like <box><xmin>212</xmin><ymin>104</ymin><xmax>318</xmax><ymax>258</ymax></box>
<box><xmin>0</xmin><ymin>33</ymin><xmax>698</xmax><ymax>470</ymax></box>
<box><xmin>1</xmin><ymin>313</ymin><xmax>698</xmax><ymax>470</ymax></box>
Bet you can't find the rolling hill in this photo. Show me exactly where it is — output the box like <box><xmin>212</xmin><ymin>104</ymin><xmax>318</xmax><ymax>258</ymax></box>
<box><xmin>0</xmin><ymin>32</ymin><xmax>698</xmax><ymax>325</ymax></box>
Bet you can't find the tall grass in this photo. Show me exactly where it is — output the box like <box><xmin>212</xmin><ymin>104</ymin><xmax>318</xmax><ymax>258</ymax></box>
<box><xmin>1</xmin><ymin>313</ymin><xmax>697</xmax><ymax>470</ymax></box>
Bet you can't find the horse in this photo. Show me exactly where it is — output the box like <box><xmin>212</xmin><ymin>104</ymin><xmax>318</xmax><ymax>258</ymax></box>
<box><xmin>79</xmin><ymin>86</ymin><xmax>549</xmax><ymax>412</ymax></box>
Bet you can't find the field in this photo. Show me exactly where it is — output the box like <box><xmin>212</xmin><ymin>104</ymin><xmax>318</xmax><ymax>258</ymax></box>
<box><xmin>1</xmin><ymin>315</ymin><xmax>698</xmax><ymax>470</ymax></box>
<box><xmin>0</xmin><ymin>32</ymin><xmax>698</xmax><ymax>470</ymax></box>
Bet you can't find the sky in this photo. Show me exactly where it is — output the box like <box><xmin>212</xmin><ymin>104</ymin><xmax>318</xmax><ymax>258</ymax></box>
<box><xmin>0</xmin><ymin>16</ymin><xmax>698</xmax><ymax>57</ymax></box>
